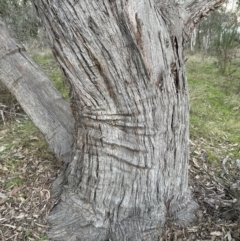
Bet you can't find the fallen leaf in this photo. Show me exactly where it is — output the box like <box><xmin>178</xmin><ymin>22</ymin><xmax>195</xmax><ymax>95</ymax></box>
<box><xmin>192</xmin><ymin>158</ymin><xmax>200</xmax><ymax>168</ymax></box>
<box><xmin>0</xmin><ymin>146</ymin><xmax>6</xmax><ymax>152</ymax></box>
<box><xmin>187</xmin><ymin>226</ymin><xmax>198</xmax><ymax>232</ymax></box>
<box><xmin>7</xmin><ymin>185</ymin><xmax>26</xmax><ymax>197</ymax></box>
<box><xmin>0</xmin><ymin>164</ymin><xmax>8</xmax><ymax>171</ymax></box>
<box><xmin>0</xmin><ymin>229</ymin><xmax>5</xmax><ymax>241</ymax></box>
<box><xmin>0</xmin><ymin>192</ymin><xmax>7</xmax><ymax>199</ymax></box>
<box><xmin>15</xmin><ymin>213</ymin><xmax>25</xmax><ymax>219</ymax></box>
<box><xmin>224</xmin><ymin>231</ymin><xmax>232</xmax><ymax>241</ymax></box>
<box><xmin>210</xmin><ymin>231</ymin><xmax>222</xmax><ymax>236</ymax></box>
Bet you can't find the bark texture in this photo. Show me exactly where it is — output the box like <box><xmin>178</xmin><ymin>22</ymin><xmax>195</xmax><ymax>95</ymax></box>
<box><xmin>32</xmin><ymin>1</ymin><xmax>197</xmax><ymax>240</ymax></box>
<box><xmin>0</xmin><ymin>20</ymin><xmax>74</xmax><ymax>163</ymax></box>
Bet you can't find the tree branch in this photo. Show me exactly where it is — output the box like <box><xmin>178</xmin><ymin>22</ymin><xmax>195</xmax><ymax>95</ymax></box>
<box><xmin>0</xmin><ymin>20</ymin><xmax>74</xmax><ymax>163</ymax></box>
<box><xmin>185</xmin><ymin>0</ymin><xmax>226</xmax><ymax>11</ymax></box>
<box><xmin>183</xmin><ymin>0</ymin><xmax>227</xmax><ymax>41</ymax></box>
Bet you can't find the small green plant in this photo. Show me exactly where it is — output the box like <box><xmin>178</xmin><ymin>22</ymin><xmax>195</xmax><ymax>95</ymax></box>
<box><xmin>5</xmin><ymin>177</ymin><xmax>24</xmax><ymax>189</ymax></box>
<box><xmin>23</xmin><ymin>229</ymin><xmax>33</xmax><ymax>240</ymax></box>
<box><xmin>40</xmin><ymin>234</ymin><xmax>48</xmax><ymax>240</ymax></box>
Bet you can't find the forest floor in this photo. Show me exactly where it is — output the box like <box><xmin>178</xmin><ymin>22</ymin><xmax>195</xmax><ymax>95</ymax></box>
<box><xmin>0</xmin><ymin>51</ymin><xmax>240</xmax><ymax>240</ymax></box>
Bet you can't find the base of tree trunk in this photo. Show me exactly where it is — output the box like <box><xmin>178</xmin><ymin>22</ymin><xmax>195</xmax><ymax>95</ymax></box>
<box><xmin>48</xmin><ymin>186</ymin><xmax>198</xmax><ymax>241</ymax></box>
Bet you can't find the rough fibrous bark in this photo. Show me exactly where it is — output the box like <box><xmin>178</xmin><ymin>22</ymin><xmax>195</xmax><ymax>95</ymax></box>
<box><xmin>33</xmin><ymin>1</ymin><xmax>197</xmax><ymax>240</ymax></box>
<box><xmin>0</xmin><ymin>0</ymin><xmax>225</xmax><ymax>240</ymax></box>
<box><xmin>0</xmin><ymin>21</ymin><xmax>74</xmax><ymax>163</ymax></box>
<box><xmin>33</xmin><ymin>1</ymin><xmax>224</xmax><ymax>240</ymax></box>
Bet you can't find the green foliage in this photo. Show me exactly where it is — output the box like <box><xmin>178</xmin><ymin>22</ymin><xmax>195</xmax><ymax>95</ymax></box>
<box><xmin>210</xmin><ymin>15</ymin><xmax>239</xmax><ymax>74</ymax></box>
<box><xmin>5</xmin><ymin>176</ymin><xmax>24</xmax><ymax>189</ymax></box>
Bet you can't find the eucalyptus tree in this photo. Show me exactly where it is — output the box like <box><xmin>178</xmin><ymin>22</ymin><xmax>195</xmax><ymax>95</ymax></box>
<box><xmin>0</xmin><ymin>0</ymin><xmax>226</xmax><ymax>240</ymax></box>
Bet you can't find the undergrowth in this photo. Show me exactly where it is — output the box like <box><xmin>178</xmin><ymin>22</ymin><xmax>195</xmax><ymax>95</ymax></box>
<box><xmin>187</xmin><ymin>54</ymin><xmax>240</xmax><ymax>165</ymax></box>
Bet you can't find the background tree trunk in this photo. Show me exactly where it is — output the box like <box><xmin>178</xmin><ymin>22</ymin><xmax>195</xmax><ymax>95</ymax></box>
<box><xmin>0</xmin><ymin>20</ymin><xmax>74</xmax><ymax>163</ymax></box>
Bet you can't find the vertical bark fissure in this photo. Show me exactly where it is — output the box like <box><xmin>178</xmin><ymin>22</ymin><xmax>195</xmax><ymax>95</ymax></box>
<box><xmin>174</xmin><ymin>37</ymin><xmax>181</xmax><ymax>92</ymax></box>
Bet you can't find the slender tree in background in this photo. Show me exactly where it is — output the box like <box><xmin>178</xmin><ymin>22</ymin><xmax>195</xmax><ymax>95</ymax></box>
<box><xmin>0</xmin><ymin>0</ymin><xmax>226</xmax><ymax>240</ymax></box>
<box><xmin>210</xmin><ymin>10</ymin><xmax>239</xmax><ymax>73</ymax></box>
<box><xmin>191</xmin><ymin>5</ymin><xmax>239</xmax><ymax>70</ymax></box>
<box><xmin>0</xmin><ymin>0</ymin><xmax>39</xmax><ymax>42</ymax></box>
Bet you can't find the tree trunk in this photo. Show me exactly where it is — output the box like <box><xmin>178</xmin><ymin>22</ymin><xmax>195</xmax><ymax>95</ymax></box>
<box><xmin>32</xmin><ymin>2</ymin><xmax>196</xmax><ymax>240</ymax></box>
<box><xmin>0</xmin><ymin>0</ymin><xmax>226</xmax><ymax>240</ymax></box>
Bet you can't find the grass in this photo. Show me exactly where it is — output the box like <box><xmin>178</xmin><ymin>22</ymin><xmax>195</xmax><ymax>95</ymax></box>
<box><xmin>187</xmin><ymin>54</ymin><xmax>240</xmax><ymax>164</ymax></box>
<box><xmin>32</xmin><ymin>50</ymin><xmax>70</xmax><ymax>99</ymax></box>
<box><xmin>0</xmin><ymin>120</ymin><xmax>54</xmax><ymax>191</ymax></box>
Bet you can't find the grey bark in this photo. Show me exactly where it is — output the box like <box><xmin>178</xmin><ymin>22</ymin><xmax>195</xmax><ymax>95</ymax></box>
<box><xmin>34</xmin><ymin>0</ymin><xmax>226</xmax><ymax>240</ymax></box>
<box><xmin>34</xmin><ymin>1</ymin><xmax>196</xmax><ymax>240</ymax></box>
<box><xmin>0</xmin><ymin>20</ymin><xmax>74</xmax><ymax>163</ymax></box>
<box><xmin>0</xmin><ymin>0</ymin><xmax>225</xmax><ymax>240</ymax></box>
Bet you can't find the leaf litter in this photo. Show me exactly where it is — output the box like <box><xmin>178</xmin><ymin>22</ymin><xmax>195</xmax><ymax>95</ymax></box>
<box><xmin>0</xmin><ymin>123</ymin><xmax>240</xmax><ymax>240</ymax></box>
<box><xmin>161</xmin><ymin>140</ymin><xmax>240</xmax><ymax>241</ymax></box>
<box><xmin>0</xmin><ymin>120</ymin><xmax>61</xmax><ymax>241</ymax></box>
